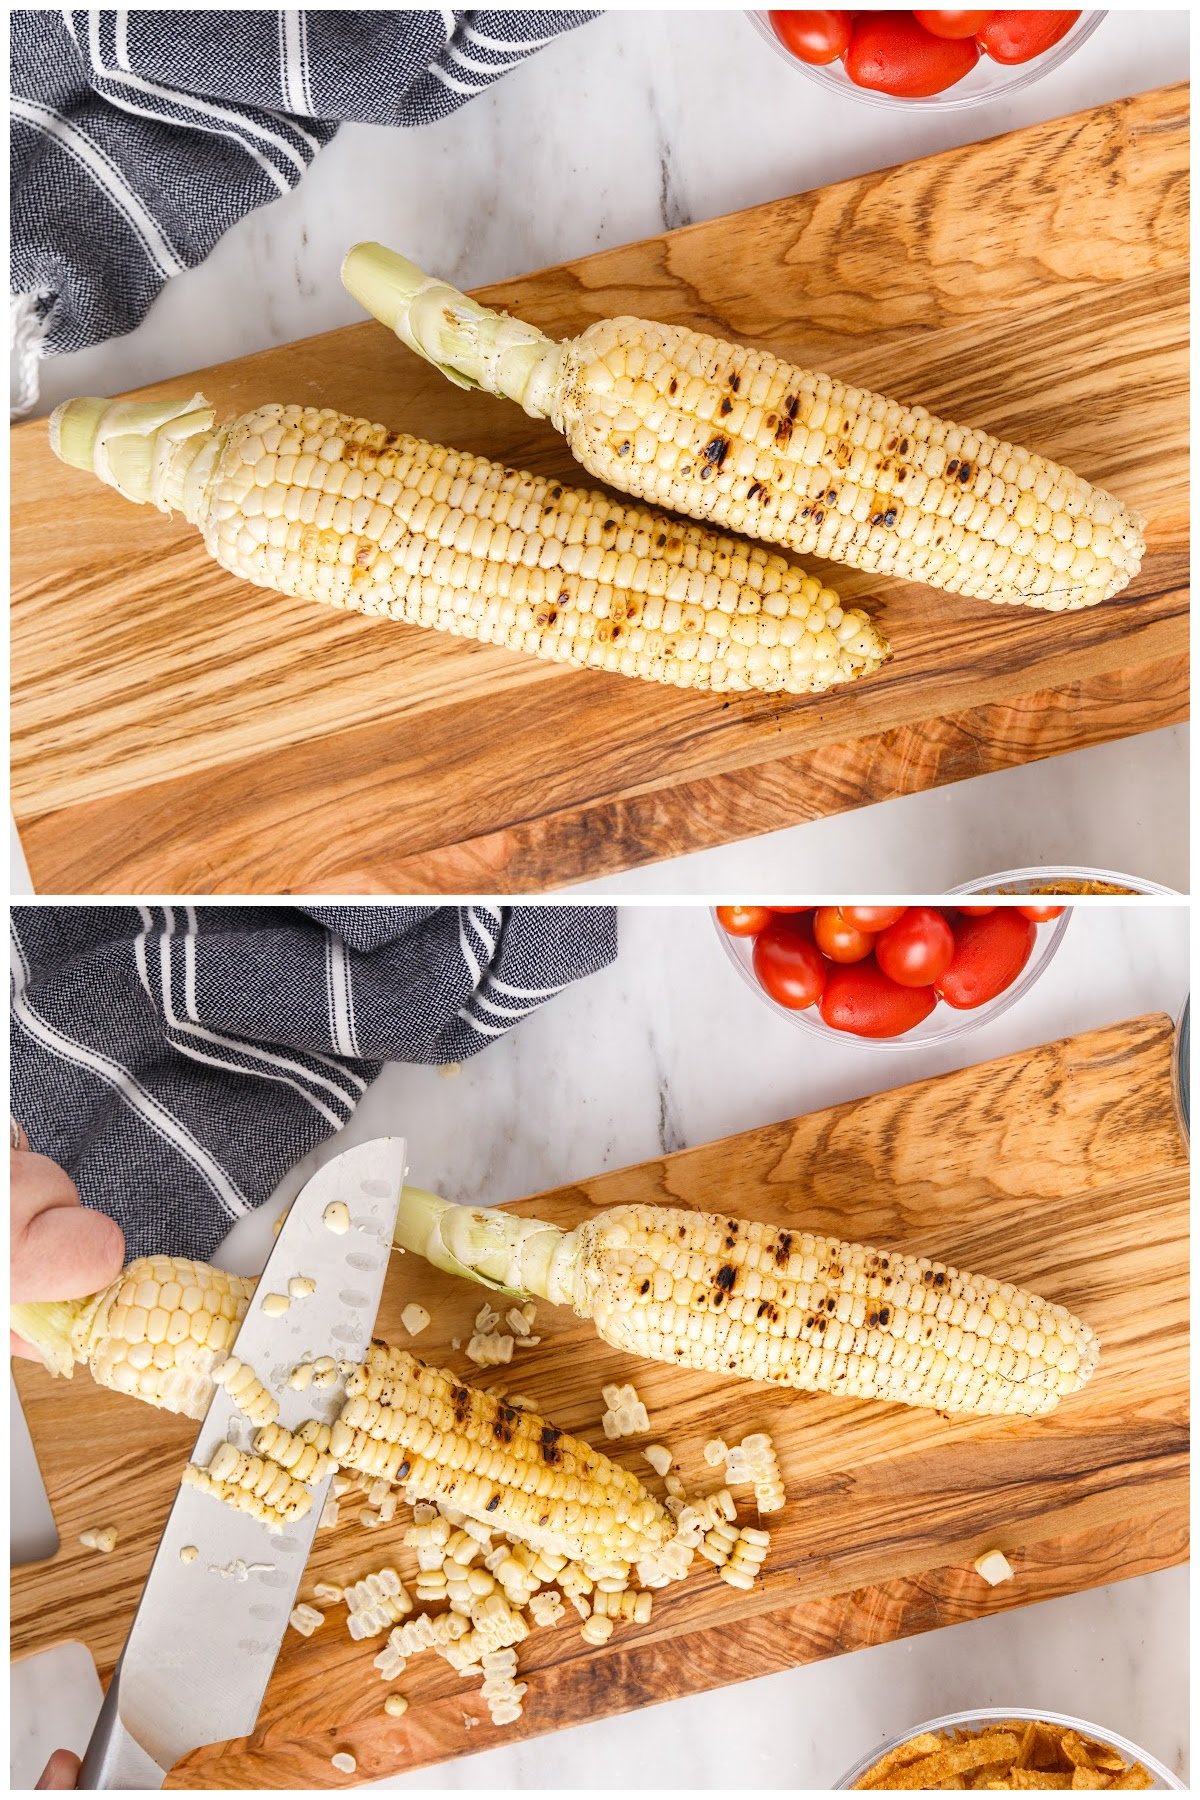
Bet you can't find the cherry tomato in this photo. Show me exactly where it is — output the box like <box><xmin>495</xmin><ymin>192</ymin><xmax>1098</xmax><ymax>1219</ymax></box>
<box><xmin>874</xmin><ymin>906</ymin><xmax>955</xmax><ymax>988</ymax></box>
<box><xmin>769</xmin><ymin>9</ymin><xmax>854</xmax><ymax>65</ymax></box>
<box><xmin>977</xmin><ymin>11</ymin><xmax>1080</xmax><ymax>64</ymax></box>
<box><xmin>768</xmin><ymin>906</ymin><xmax>815</xmax><ymax>913</ymax></box>
<box><xmin>838</xmin><ymin>905</ymin><xmax>907</xmax><ymax>932</ymax></box>
<box><xmin>913</xmin><ymin>10</ymin><xmax>991</xmax><ymax>37</ymax></box>
<box><xmin>716</xmin><ymin>905</ymin><xmax>774</xmax><ymax>937</ymax></box>
<box><xmin>819</xmin><ymin>963</ymin><xmax>938</xmax><ymax>1038</ymax></box>
<box><xmin>955</xmin><ymin>904</ymin><xmax>996</xmax><ymax>915</ymax></box>
<box><xmin>813</xmin><ymin>906</ymin><xmax>876</xmax><ymax>964</ymax></box>
<box><xmin>1015</xmin><ymin>903</ymin><xmax>1066</xmax><ymax>922</ymax></box>
<box><xmin>937</xmin><ymin>909</ymin><xmax>1036</xmax><ymax>1009</ymax></box>
<box><xmin>844</xmin><ymin>13</ymin><xmax>980</xmax><ymax>95</ymax></box>
<box><xmin>752</xmin><ymin>916</ymin><xmax>827</xmax><ymax>1011</ymax></box>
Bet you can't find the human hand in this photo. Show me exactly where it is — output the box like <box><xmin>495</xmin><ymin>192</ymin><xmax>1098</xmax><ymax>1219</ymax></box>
<box><xmin>11</xmin><ymin>1121</ymin><xmax>125</xmax><ymax>1359</ymax></box>
<box><xmin>35</xmin><ymin>1749</ymin><xmax>81</xmax><ymax>1789</ymax></box>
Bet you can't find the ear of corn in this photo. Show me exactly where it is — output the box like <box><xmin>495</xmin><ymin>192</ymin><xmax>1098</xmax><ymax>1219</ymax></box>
<box><xmin>342</xmin><ymin>244</ymin><xmax>1144</xmax><ymax>613</ymax></box>
<box><xmin>327</xmin><ymin>1341</ymin><xmax>676</xmax><ymax>1570</ymax></box>
<box><xmin>48</xmin><ymin>393</ymin><xmax>888</xmax><ymax>697</ymax></box>
<box><xmin>392</xmin><ymin>1191</ymin><xmax>1099</xmax><ymax>1419</ymax></box>
<box><xmin>12</xmin><ymin>1254</ymin><xmax>255</xmax><ymax>1418</ymax></box>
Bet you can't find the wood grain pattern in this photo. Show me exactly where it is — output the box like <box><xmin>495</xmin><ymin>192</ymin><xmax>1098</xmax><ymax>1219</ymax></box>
<box><xmin>12</xmin><ymin>1016</ymin><xmax>1188</xmax><ymax>1785</ymax></box>
<box><xmin>10</xmin><ymin>87</ymin><xmax>1188</xmax><ymax>894</ymax></box>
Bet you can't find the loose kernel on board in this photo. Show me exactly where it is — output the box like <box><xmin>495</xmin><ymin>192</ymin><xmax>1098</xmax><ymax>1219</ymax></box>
<box><xmin>323</xmin><ymin>1201</ymin><xmax>352</xmax><ymax>1234</ymax></box>
<box><xmin>384</xmin><ymin>1694</ymin><xmax>409</xmax><ymax>1718</ymax></box>
<box><xmin>179</xmin><ymin>1544</ymin><xmax>199</xmax><ymax>1565</ymax></box>
<box><xmin>330</xmin><ymin>1752</ymin><xmax>357</xmax><ymax>1774</ymax></box>
<box><xmin>400</xmin><ymin>1303</ymin><xmax>431</xmax><ymax>1337</ymax></box>
<box><xmin>261</xmin><ymin>1292</ymin><xmax>291</xmax><ymax>1317</ymax></box>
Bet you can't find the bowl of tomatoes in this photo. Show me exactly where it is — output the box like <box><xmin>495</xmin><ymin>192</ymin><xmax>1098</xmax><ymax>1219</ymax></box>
<box><xmin>951</xmin><ymin>865</ymin><xmax>1179</xmax><ymax>896</ymax></box>
<box><xmin>750</xmin><ymin>12</ymin><xmax>1104</xmax><ymax>108</ymax></box>
<box><xmin>714</xmin><ymin>903</ymin><xmax>1069</xmax><ymax>1045</ymax></box>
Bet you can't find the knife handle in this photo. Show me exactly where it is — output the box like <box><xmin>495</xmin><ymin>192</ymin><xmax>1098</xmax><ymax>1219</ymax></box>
<box><xmin>78</xmin><ymin>1659</ymin><xmax>169</xmax><ymax>1790</ymax></box>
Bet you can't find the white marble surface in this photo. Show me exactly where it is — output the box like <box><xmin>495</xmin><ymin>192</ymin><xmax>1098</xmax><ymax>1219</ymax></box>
<box><xmin>11</xmin><ymin>901</ymin><xmax>1190</xmax><ymax>1786</ymax></box>
<box><xmin>9</xmin><ymin>7</ymin><xmax>1190</xmax><ymax>894</ymax></box>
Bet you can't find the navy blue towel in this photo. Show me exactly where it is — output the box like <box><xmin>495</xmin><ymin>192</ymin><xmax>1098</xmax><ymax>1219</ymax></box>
<box><xmin>10</xmin><ymin>903</ymin><xmax>617</xmax><ymax>1260</ymax></box>
<box><xmin>10</xmin><ymin>8</ymin><xmax>596</xmax><ymax>395</ymax></box>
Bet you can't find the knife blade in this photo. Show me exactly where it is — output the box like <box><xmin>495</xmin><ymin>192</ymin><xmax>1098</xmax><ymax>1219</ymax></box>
<box><xmin>79</xmin><ymin>1135</ymin><xmax>407</xmax><ymax>1788</ymax></box>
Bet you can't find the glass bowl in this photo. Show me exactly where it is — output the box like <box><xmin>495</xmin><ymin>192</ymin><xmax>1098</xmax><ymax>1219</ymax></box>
<box><xmin>836</xmin><ymin>1706</ymin><xmax>1184</xmax><ymax>1789</ymax></box>
<box><xmin>952</xmin><ymin>866</ymin><xmax>1180</xmax><ymax>897</ymax></box>
<box><xmin>713</xmin><ymin>906</ymin><xmax>1069</xmax><ymax>1051</ymax></box>
<box><xmin>747</xmin><ymin>11</ymin><xmax>1106</xmax><ymax>112</ymax></box>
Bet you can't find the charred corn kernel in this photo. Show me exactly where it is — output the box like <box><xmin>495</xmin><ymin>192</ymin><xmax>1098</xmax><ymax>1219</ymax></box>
<box><xmin>261</xmin><ymin>1292</ymin><xmax>290</xmax><ymax>1317</ymax></box>
<box><xmin>288</xmin><ymin>1362</ymin><xmax>315</xmax><ymax>1391</ymax></box>
<box><xmin>384</xmin><ymin>1694</ymin><xmax>409</xmax><ymax>1718</ymax></box>
<box><xmin>182</xmin><ymin>1440</ymin><xmax>314</xmax><ymax>1531</ymax></box>
<box><xmin>288</xmin><ymin>1275</ymin><xmax>317</xmax><ymax>1299</ymax></box>
<box><xmin>400</xmin><ymin>1198</ymin><xmax>1098</xmax><ymax>1420</ymax></box>
<box><xmin>310</xmin><ymin>1356</ymin><xmax>339</xmax><ymax>1390</ymax></box>
<box><xmin>11</xmin><ymin>1255</ymin><xmax>256</xmax><ymax>1418</ymax></box>
<box><xmin>580</xmin><ymin>1614</ymin><xmax>614</xmax><ymax>1646</ymax></box>
<box><xmin>401</xmin><ymin>1303</ymin><xmax>431</xmax><ymax>1337</ymax></box>
<box><xmin>49</xmin><ymin>395</ymin><xmax>887</xmax><ymax>700</ymax></box>
<box><xmin>252</xmin><ymin>1421</ymin><xmax>338</xmax><ymax>1482</ymax></box>
<box><xmin>213</xmin><ymin>1355</ymin><xmax>279</xmax><ymax>1426</ymax></box>
<box><xmin>344</xmin><ymin>247</ymin><xmax>1144</xmax><ymax>614</ymax></box>
<box><xmin>289</xmin><ymin>1603</ymin><xmax>324</xmax><ymax>1636</ymax></box>
<box><xmin>325</xmin><ymin>1342</ymin><xmax>677</xmax><ymax>1569</ymax></box>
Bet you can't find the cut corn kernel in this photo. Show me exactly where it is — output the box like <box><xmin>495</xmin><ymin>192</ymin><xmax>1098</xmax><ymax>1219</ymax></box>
<box><xmin>261</xmin><ymin>1292</ymin><xmax>290</xmax><ymax>1317</ymax></box>
<box><xmin>975</xmin><ymin>1547</ymin><xmax>1015</xmax><ymax>1586</ymax></box>
<box><xmin>330</xmin><ymin>1752</ymin><xmax>356</xmax><ymax>1774</ymax></box>
<box><xmin>288</xmin><ymin>1275</ymin><xmax>317</xmax><ymax>1299</ymax></box>
<box><xmin>213</xmin><ymin>1356</ymin><xmax>279</xmax><ymax>1427</ymax></box>
<box><xmin>289</xmin><ymin>1603</ymin><xmax>324</xmax><ymax>1637</ymax></box>
<box><xmin>580</xmin><ymin>1614</ymin><xmax>614</xmax><ymax>1646</ymax></box>
<box><xmin>400</xmin><ymin>1303</ymin><xmax>431</xmax><ymax>1337</ymax></box>
<box><xmin>326</xmin><ymin>1343</ymin><xmax>676</xmax><ymax>1569</ymax></box>
<box><xmin>323</xmin><ymin>1202</ymin><xmax>352</xmax><ymax>1235</ymax></box>
<box><xmin>80</xmin><ymin>1525</ymin><xmax>118</xmax><ymax>1553</ymax></box>
<box><xmin>643</xmin><ymin>1444</ymin><xmax>673</xmax><ymax>1478</ymax></box>
<box><xmin>180</xmin><ymin>1544</ymin><xmax>199</xmax><ymax>1564</ymax></box>
<box><xmin>384</xmin><ymin>1694</ymin><xmax>409</xmax><ymax>1718</ymax></box>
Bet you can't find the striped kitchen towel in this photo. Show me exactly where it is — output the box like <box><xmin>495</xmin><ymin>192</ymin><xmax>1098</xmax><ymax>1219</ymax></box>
<box><xmin>10</xmin><ymin>8</ymin><xmax>597</xmax><ymax>409</ymax></box>
<box><xmin>10</xmin><ymin>904</ymin><xmax>617</xmax><ymax>1260</ymax></box>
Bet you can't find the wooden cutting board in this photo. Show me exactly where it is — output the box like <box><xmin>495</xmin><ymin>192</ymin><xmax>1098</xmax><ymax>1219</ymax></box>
<box><xmin>12</xmin><ymin>1014</ymin><xmax>1188</xmax><ymax>1786</ymax></box>
<box><xmin>11</xmin><ymin>85</ymin><xmax>1188</xmax><ymax>895</ymax></box>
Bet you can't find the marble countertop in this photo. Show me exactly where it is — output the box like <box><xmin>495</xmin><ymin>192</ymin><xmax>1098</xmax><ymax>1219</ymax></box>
<box><xmin>10</xmin><ymin>8</ymin><xmax>1190</xmax><ymax>895</ymax></box>
<box><xmin>12</xmin><ymin>901</ymin><xmax>1190</xmax><ymax>1786</ymax></box>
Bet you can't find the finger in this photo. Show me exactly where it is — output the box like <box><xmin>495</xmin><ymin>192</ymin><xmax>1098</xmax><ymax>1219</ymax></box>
<box><xmin>11</xmin><ymin>1328</ymin><xmax>41</xmax><ymax>1360</ymax></box>
<box><xmin>12</xmin><ymin>1204</ymin><xmax>126</xmax><ymax>1304</ymax></box>
<box><xmin>36</xmin><ymin>1748</ymin><xmax>82</xmax><ymax>1789</ymax></box>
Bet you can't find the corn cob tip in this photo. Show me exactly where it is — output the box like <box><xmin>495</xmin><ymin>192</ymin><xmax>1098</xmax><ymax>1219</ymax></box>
<box><xmin>341</xmin><ymin>244</ymin><xmax>562</xmax><ymax>419</ymax></box>
<box><xmin>48</xmin><ymin>392</ymin><xmax>217</xmax><ymax>511</ymax></box>
<box><xmin>11</xmin><ymin>1298</ymin><xmax>84</xmax><ymax>1379</ymax></box>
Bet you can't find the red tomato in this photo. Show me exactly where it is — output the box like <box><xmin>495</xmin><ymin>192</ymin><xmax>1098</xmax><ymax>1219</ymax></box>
<box><xmin>955</xmin><ymin>904</ymin><xmax>996</xmax><ymax>915</ymax></box>
<box><xmin>813</xmin><ymin>906</ymin><xmax>876</xmax><ymax>964</ymax></box>
<box><xmin>769</xmin><ymin>10</ymin><xmax>854</xmax><ymax>64</ymax></box>
<box><xmin>874</xmin><ymin>906</ymin><xmax>955</xmax><ymax>988</ymax></box>
<box><xmin>913</xmin><ymin>10</ymin><xmax>991</xmax><ymax>38</ymax></box>
<box><xmin>844</xmin><ymin>13</ymin><xmax>980</xmax><ymax>95</ymax></box>
<box><xmin>977</xmin><ymin>11</ymin><xmax>1080</xmax><ymax>64</ymax></box>
<box><xmin>838</xmin><ymin>905</ymin><xmax>907</xmax><ymax>931</ymax></box>
<box><xmin>819</xmin><ymin>963</ymin><xmax>938</xmax><ymax>1038</ymax></box>
<box><xmin>1015</xmin><ymin>903</ymin><xmax>1066</xmax><ymax>922</ymax></box>
<box><xmin>937</xmin><ymin>910</ymin><xmax>1036</xmax><ymax>1009</ymax></box>
<box><xmin>716</xmin><ymin>905</ymin><xmax>774</xmax><ymax>937</ymax></box>
<box><xmin>769</xmin><ymin>906</ymin><xmax>815</xmax><ymax>913</ymax></box>
<box><xmin>752</xmin><ymin>916</ymin><xmax>827</xmax><ymax>1010</ymax></box>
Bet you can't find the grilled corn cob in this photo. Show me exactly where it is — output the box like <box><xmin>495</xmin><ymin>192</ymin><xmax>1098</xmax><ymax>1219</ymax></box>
<box><xmin>393</xmin><ymin>1190</ymin><xmax>1099</xmax><ymax>1418</ymax></box>
<box><xmin>328</xmin><ymin>1341</ymin><xmax>676</xmax><ymax>1569</ymax></box>
<box><xmin>12</xmin><ymin>1254</ymin><xmax>255</xmax><ymax>1417</ymax></box>
<box><xmin>342</xmin><ymin>244</ymin><xmax>1144</xmax><ymax>613</ymax></box>
<box><xmin>48</xmin><ymin>394</ymin><xmax>886</xmax><ymax>696</ymax></box>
